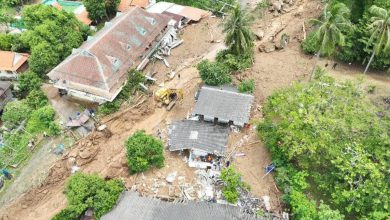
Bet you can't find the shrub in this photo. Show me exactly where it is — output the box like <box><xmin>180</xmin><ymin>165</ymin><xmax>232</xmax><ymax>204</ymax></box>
<box><xmin>289</xmin><ymin>190</ymin><xmax>318</xmax><ymax>219</ymax></box>
<box><xmin>220</xmin><ymin>166</ymin><xmax>247</xmax><ymax>204</ymax></box>
<box><xmin>0</xmin><ymin>33</ymin><xmax>13</xmax><ymax>50</ymax></box>
<box><xmin>53</xmin><ymin>173</ymin><xmax>124</xmax><ymax>220</ymax></box>
<box><xmin>26</xmin><ymin>105</ymin><xmax>60</xmax><ymax>135</ymax></box>
<box><xmin>0</xmin><ymin>132</ymin><xmax>32</xmax><ymax>168</ymax></box>
<box><xmin>301</xmin><ymin>31</ymin><xmax>319</xmax><ymax>55</ymax></box>
<box><xmin>98</xmin><ymin>69</ymin><xmax>145</xmax><ymax>115</ymax></box>
<box><xmin>125</xmin><ymin>130</ymin><xmax>164</xmax><ymax>173</ymax></box>
<box><xmin>238</xmin><ymin>79</ymin><xmax>255</xmax><ymax>94</ymax></box>
<box><xmin>197</xmin><ymin>60</ymin><xmax>231</xmax><ymax>86</ymax></box>
<box><xmin>16</xmin><ymin>71</ymin><xmax>42</xmax><ymax>98</ymax></box>
<box><xmin>216</xmin><ymin>49</ymin><xmax>253</xmax><ymax>71</ymax></box>
<box><xmin>25</xmin><ymin>89</ymin><xmax>48</xmax><ymax>109</ymax></box>
<box><xmin>2</xmin><ymin>100</ymin><xmax>32</xmax><ymax>127</ymax></box>
<box><xmin>318</xmin><ymin>202</ymin><xmax>344</xmax><ymax>220</ymax></box>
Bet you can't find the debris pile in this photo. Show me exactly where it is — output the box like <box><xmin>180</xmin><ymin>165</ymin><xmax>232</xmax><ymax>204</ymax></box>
<box><xmin>270</xmin><ymin>0</ymin><xmax>296</xmax><ymax>16</ymax></box>
<box><xmin>154</xmin><ymin>28</ymin><xmax>183</xmax><ymax>68</ymax></box>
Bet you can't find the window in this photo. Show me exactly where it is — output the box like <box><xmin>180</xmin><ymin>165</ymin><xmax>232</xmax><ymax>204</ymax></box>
<box><xmin>145</xmin><ymin>17</ymin><xmax>156</xmax><ymax>25</ymax></box>
<box><xmin>136</xmin><ymin>26</ymin><xmax>147</xmax><ymax>36</ymax></box>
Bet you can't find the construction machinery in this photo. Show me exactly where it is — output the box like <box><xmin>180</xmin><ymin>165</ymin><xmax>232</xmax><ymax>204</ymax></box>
<box><xmin>154</xmin><ymin>88</ymin><xmax>184</xmax><ymax>111</ymax></box>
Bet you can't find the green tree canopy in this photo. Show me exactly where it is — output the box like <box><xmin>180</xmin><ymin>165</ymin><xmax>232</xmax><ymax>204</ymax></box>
<box><xmin>197</xmin><ymin>60</ymin><xmax>231</xmax><ymax>86</ymax></box>
<box><xmin>222</xmin><ymin>5</ymin><xmax>254</xmax><ymax>55</ymax></box>
<box><xmin>22</xmin><ymin>4</ymin><xmax>81</xmax><ymax>30</ymax></box>
<box><xmin>364</xmin><ymin>5</ymin><xmax>390</xmax><ymax>73</ymax></box>
<box><xmin>105</xmin><ymin>0</ymin><xmax>120</xmax><ymax>16</ymax></box>
<box><xmin>125</xmin><ymin>130</ymin><xmax>164</xmax><ymax>173</ymax></box>
<box><xmin>16</xmin><ymin>71</ymin><xmax>42</xmax><ymax>98</ymax></box>
<box><xmin>309</xmin><ymin>2</ymin><xmax>352</xmax><ymax>79</ymax></box>
<box><xmin>26</xmin><ymin>105</ymin><xmax>60</xmax><ymax>135</ymax></box>
<box><xmin>53</xmin><ymin>173</ymin><xmax>124</xmax><ymax>220</ymax></box>
<box><xmin>83</xmin><ymin>0</ymin><xmax>107</xmax><ymax>23</ymax></box>
<box><xmin>27</xmin><ymin>42</ymin><xmax>60</xmax><ymax>75</ymax></box>
<box><xmin>258</xmin><ymin>73</ymin><xmax>390</xmax><ymax>218</ymax></box>
<box><xmin>2</xmin><ymin>100</ymin><xmax>31</xmax><ymax>127</ymax></box>
<box><xmin>220</xmin><ymin>167</ymin><xmax>248</xmax><ymax>204</ymax></box>
<box><xmin>25</xmin><ymin>89</ymin><xmax>48</xmax><ymax>109</ymax></box>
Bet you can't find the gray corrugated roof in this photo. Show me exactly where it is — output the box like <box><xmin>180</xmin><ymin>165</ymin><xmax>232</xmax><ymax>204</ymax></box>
<box><xmin>102</xmin><ymin>191</ymin><xmax>257</xmax><ymax>220</ymax></box>
<box><xmin>193</xmin><ymin>86</ymin><xmax>254</xmax><ymax>127</ymax></box>
<box><xmin>168</xmin><ymin>120</ymin><xmax>229</xmax><ymax>154</ymax></box>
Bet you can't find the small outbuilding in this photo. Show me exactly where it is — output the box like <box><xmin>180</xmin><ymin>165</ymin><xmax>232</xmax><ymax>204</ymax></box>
<box><xmin>0</xmin><ymin>51</ymin><xmax>29</xmax><ymax>79</ymax></box>
<box><xmin>193</xmin><ymin>86</ymin><xmax>254</xmax><ymax>127</ymax></box>
<box><xmin>168</xmin><ymin>120</ymin><xmax>229</xmax><ymax>168</ymax></box>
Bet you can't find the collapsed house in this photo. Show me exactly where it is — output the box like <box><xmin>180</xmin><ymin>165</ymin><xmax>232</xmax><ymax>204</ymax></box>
<box><xmin>193</xmin><ymin>86</ymin><xmax>254</xmax><ymax>127</ymax></box>
<box><xmin>169</xmin><ymin>120</ymin><xmax>229</xmax><ymax>169</ymax></box>
<box><xmin>47</xmin><ymin>7</ymin><xmax>172</xmax><ymax>103</ymax></box>
<box><xmin>0</xmin><ymin>51</ymin><xmax>29</xmax><ymax>80</ymax></box>
<box><xmin>147</xmin><ymin>1</ymin><xmax>210</xmax><ymax>25</ymax></box>
<box><xmin>101</xmin><ymin>191</ymin><xmax>257</xmax><ymax>220</ymax></box>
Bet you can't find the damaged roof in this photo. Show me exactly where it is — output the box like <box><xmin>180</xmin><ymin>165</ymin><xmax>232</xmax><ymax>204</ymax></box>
<box><xmin>47</xmin><ymin>7</ymin><xmax>170</xmax><ymax>101</ymax></box>
<box><xmin>193</xmin><ymin>86</ymin><xmax>254</xmax><ymax>127</ymax></box>
<box><xmin>0</xmin><ymin>51</ymin><xmax>29</xmax><ymax>72</ymax></box>
<box><xmin>102</xmin><ymin>191</ymin><xmax>257</xmax><ymax>220</ymax></box>
<box><xmin>169</xmin><ymin>120</ymin><xmax>229</xmax><ymax>154</ymax></box>
<box><xmin>147</xmin><ymin>2</ymin><xmax>210</xmax><ymax>22</ymax></box>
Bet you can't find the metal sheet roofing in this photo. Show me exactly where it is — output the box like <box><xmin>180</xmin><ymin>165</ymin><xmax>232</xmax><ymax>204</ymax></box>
<box><xmin>168</xmin><ymin>120</ymin><xmax>229</xmax><ymax>154</ymax></box>
<box><xmin>193</xmin><ymin>86</ymin><xmax>254</xmax><ymax>127</ymax></box>
<box><xmin>101</xmin><ymin>191</ymin><xmax>257</xmax><ymax>220</ymax></box>
<box><xmin>147</xmin><ymin>2</ymin><xmax>210</xmax><ymax>21</ymax></box>
<box><xmin>47</xmin><ymin>7</ymin><xmax>170</xmax><ymax>101</ymax></box>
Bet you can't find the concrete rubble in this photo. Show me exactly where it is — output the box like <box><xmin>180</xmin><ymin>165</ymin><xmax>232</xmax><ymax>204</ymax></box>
<box><xmin>154</xmin><ymin>27</ymin><xmax>183</xmax><ymax>66</ymax></box>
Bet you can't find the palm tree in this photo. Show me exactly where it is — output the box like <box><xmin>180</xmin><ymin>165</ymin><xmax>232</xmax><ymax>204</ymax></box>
<box><xmin>222</xmin><ymin>5</ymin><xmax>254</xmax><ymax>55</ymax></box>
<box><xmin>364</xmin><ymin>5</ymin><xmax>390</xmax><ymax>74</ymax></box>
<box><xmin>309</xmin><ymin>3</ymin><xmax>352</xmax><ymax>80</ymax></box>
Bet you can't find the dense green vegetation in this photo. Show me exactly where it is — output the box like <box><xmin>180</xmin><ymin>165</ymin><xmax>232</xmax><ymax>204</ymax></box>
<box><xmin>220</xmin><ymin>166</ymin><xmax>249</xmax><ymax>204</ymax></box>
<box><xmin>197</xmin><ymin>60</ymin><xmax>231</xmax><ymax>86</ymax></box>
<box><xmin>307</xmin><ymin>2</ymin><xmax>352</xmax><ymax>79</ymax></box>
<box><xmin>98</xmin><ymin>69</ymin><xmax>145</xmax><ymax>115</ymax></box>
<box><xmin>197</xmin><ymin>4</ymin><xmax>254</xmax><ymax>86</ymax></box>
<box><xmin>258</xmin><ymin>71</ymin><xmax>390</xmax><ymax>219</ymax></box>
<box><xmin>303</xmin><ymin>0</ymin><xmax>390</xmax><ymax>72</ymax></box>
<box><xmin>0</xmin><ymin>96</ymin><xmax>60</xmax><ymax>168</ymax></box>
<box><xmin>53</xmin><ymin>173</ymin><xmax>124</xmax><ymax>220</ymax></box>
<box><xmin>125</xmin><ymin>130</ymin><xmax>164</xmax><ymax>174</ymax></box>
<box><xmin>238</xmin><ymin>79</ymin><xmax>255</xmax><ymax>93</ymax></box>
<box><xmin>82</xmin><ymin>0</ymin><xmax>119</xmax><ymax>23</ymax></box>
<box><xmin>21</xmin><ymin>5</ymin><xmax>86</xmax><ymax>76</ymax></box>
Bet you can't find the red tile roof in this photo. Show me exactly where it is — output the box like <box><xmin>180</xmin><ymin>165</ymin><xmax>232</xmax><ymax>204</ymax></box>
<box><xmin>48</xmin><ymin>7</ymin><xmax>170</xmax><ymax>101</ymax></box>
<box><xmin>0</xmin><ymin>51</ymin><xmax>29</xmax><ymax>72</ymax></box>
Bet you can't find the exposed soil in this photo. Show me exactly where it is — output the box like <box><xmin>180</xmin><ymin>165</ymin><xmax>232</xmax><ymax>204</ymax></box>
<box><xmin>1</xmin><ymin>0</ymin><xmax>390</xmax><ymax>219</ymax></box>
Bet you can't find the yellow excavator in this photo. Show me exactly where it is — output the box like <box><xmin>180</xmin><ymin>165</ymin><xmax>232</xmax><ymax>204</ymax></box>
<box><xmin>154</xmin><ymin>88</ymin><xmax>184</xmax><ymax>111</ymax></box>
